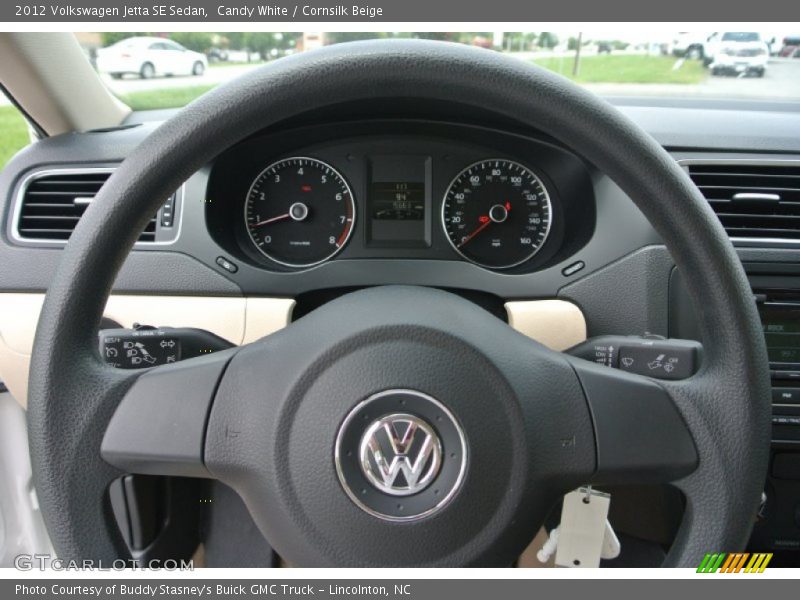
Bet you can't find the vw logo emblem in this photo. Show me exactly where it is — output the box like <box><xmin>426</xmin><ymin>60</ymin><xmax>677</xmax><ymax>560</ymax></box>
<box><xmin>360</xmin><ymin>414</ymin><xmax>442</xmax><ymax>496</ymax></box>
<box><xmin>335</xmin><ymin>389</ymin><xmax>467</xmax><ymax>521</ymax></box>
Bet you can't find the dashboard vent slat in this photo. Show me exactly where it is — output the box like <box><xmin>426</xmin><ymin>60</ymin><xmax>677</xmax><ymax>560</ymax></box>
<box><xmin>15</xmin><ymin>171</ymin><xmax>161</xmax><ymax>243</ymax></box>
<box><xmin>688</xmin><ymin>163</ymin><xmax>800</xmax><ymax>241</ymax></box>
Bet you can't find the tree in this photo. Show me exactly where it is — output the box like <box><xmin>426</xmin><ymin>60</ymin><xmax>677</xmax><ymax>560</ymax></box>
<box><xmin>224</xmin><ymin>32</ymin><xmax>247</xmax><ymax>51</ymax></box>
<box><xmin>243</xmin><ymin>32</ymin><xmax>278</xmax><ymax>58</ymax></box>
<box><xmin>100</xmin><ymin>32</ymin><xmax>147</xmax><ymax>46</ymax></box>
<box><xmin>280</xmin><ymin>33</ymin><xmax>303</xmax><ymax>52</ymax></box>
<box><xmin>326</xmin><ymin>32</ymin><xmax>384</xmax><ymax>45</ymax></box>
<box><xmin>169</xmin><ymin>32</ymin><xmax>213</xmax><ymax>53</ymax></box>
<box><xmin>413</xmin><ymin>33</ymin><xmax>454</xmax><ymax>42</ymax></box>
<box><xmin>538</xmin><ymin>32</ymin><xmax>559</xmax><ymax>49</ymax></box>
<box><xmin>568</xmin><ymin>36</ymin><xmax>584</xmax><ymax>51</ymax></box>
<box><xmin>503</xmin><ymin>32</ymin><xmax>538</xmax><ymax>52</ymax></box>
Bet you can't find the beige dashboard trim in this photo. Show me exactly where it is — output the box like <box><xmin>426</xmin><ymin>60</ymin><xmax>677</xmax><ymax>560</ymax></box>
<box><xmin>505</xmin><ymin>299</ymin><xmax>587</xmax><ymax>351</ymax></box>
<box><xmin>0</xmin><ymin>293</ymin><xmax>295</xmax><ymax>409</ymax></box>
<box><xmin>0</xmin><ymin>294</ymin><xmax>585</xmax><ymax>410</ymax></box>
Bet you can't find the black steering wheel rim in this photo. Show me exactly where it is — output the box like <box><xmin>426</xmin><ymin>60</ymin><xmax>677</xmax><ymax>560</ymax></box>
<box><xmin>28</xmin><ymin>40</ymin><xmax>770</xmax><ymax>567</ymax></box>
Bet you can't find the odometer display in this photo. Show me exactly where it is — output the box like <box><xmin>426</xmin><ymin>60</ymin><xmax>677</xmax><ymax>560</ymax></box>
<box><xmin>442</xmin><ymin>159</ymin><xmax>552</xmax><ymax>269</ymax></box>
<box><xmin>245</xmin><ymin>157</ymin><xmax>355</xmax><ymax>267</ymax></box>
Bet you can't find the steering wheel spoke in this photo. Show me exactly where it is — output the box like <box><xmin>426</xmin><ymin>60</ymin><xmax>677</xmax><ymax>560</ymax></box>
<box><xmin>101</xmin><ymin>349</ymin><xmax>238</xmax><ymax>478</ymax></box>
<box><xmin>567</xmin><ymin>357</ymin><xmax>699</xmax><ymax>486</ymax></box>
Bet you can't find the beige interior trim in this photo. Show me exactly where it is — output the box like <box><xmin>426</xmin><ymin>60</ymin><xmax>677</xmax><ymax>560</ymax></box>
<box><xmin>0</xmin><ymin>33</ymin><xmax>129</xmax><ymax>135</ymax></box>
<box><xmin>505</xmin><ymin>299</ymin><xmax>587</xmax><ymax>351</ymax></box>
<box><xmin>1</xmin><ymin>294</ymin><xmax>584</xmax><ymax>410</ymax></box>
<box><xmin>0</xmin><ymin>293</ymin><xmax>295</xmax><ymax>409</ymax></box>
<box><xmin>506</xmin><ymin>300</ymin><xmax>587</xmax><ymax>569</ymax></box>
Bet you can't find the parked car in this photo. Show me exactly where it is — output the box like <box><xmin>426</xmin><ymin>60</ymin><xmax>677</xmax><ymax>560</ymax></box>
<box><xmin>597</xmin><ymin>41</ymin><xmax>613</xmax><ymax>54</ymax></box>
<box><xmin>670</xmin><ymin>32</ymin><xmax>709</xmax><ymax>59</ymax></box>
<box><xmin>780</xmin><ymin>35</ymin><xmax>800</xmax><ymax>58</ymax></box>
<box><xmin>705</xmin><ymin>32</ymin><xmax>770</xmax><ymax>77</ymax></box>
<box><xmin>206</xmin><ymin>47</ymin><xmax>230</xmax><ymax>63</ymax></box>
<box><xmin>96</xmin><ymin>36</ymin><xmax>208</xmax><ymax>79</ymax></box>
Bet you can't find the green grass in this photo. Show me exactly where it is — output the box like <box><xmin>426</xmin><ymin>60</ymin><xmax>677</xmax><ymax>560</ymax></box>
<box><xmin>0</xmin><ymin>105</ymin><xmax>30</xmax><ymax>171</ymax></box>
<box><xmin>117</xmin><ymin>85</ymin><xmax>217</xmax><ymax>110</ymax></box>
<box><xmin>533</xmin><ymin>54</ymin><xmax>707</xmax><ymax>84</ymax></box>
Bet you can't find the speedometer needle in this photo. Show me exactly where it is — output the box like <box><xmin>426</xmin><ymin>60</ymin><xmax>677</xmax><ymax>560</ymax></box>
<box><xmin>457</xmin><ymin>217</ymin><xmax>492</xmax><ymax>248</ymax></box>
<box><xmin>252</xmin><ymin>213</ymin><xmax>290</xmax><ymax>227</ymax></box>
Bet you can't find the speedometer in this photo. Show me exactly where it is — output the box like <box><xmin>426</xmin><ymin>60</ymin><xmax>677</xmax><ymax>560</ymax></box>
<box><xmin>244</xmin><ymin>157</ymin><xmax>355</xmax><ymax>268</ymax></box>
<box><xmin>442</xmin><ymin>159</ymin><xmax>552</xmax><ymax>269</ymax></box>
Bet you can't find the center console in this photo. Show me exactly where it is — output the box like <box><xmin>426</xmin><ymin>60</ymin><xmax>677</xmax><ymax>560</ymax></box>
<box><xmin>671</xmin><ymin>269</ymin><xmax>800</xmax><ymax>554</ymax></box>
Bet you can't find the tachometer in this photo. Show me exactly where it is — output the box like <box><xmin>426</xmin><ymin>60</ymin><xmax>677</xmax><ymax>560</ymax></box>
<box><xmin>442</xmin><ymin>159</ymin><xmax>552</xmax><ymax>269</ymax></box>
<box><xmin>245</xmin><ymin>157</ymin><xmax>355</xmax><ymax>267</ymax></box>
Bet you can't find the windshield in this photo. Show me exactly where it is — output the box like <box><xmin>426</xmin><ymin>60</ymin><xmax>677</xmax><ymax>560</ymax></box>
<box><xmin>79</xmin><ymin>29</ymin><xmax>800</xmax><ymax>110</ymax></box>
<box><xmin>721</xmin><ymin>32</ymin><xmax>761</xmax><ymax>42</ymax></box>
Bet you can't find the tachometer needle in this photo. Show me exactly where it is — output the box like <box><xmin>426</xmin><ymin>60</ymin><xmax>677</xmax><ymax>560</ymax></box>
<box><xmin>457</xmin><ymin>217</ymin><xmax>492</xmax><ymax>248</ymax></box>
<box><xmin>252</xmin><ymin>213</ymin><xmax>290</xmax><ymax>227</ymax></box>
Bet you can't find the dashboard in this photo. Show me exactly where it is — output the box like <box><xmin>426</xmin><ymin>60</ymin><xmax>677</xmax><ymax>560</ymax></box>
<box><xmin>3</xmin><ymin>96</ymin><xmax>800</xmax><ymax>561</ymax></box>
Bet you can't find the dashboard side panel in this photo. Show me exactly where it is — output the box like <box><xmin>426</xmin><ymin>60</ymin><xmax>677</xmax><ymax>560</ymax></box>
<box><xmin>558</xmin><ymin>246</ymin><xmax>675</xmax><ymax>338</ymax></box>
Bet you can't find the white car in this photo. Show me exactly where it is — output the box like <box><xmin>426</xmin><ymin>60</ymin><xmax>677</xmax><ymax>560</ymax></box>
<box><xmin>96</xmin><ymin>36</ymin><xmax>208</xmax><ymax>79</ymax></box>
<box><xmin>705</xmin><ymin>32</ymin><xmax>769</xmax><ymax>77</ymax></box>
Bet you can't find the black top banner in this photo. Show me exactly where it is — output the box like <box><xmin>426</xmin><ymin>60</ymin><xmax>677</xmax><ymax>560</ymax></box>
<box><xmin>2</xmin><ymin>0</ymin><xmax>796</xmax><ymax>22</ymax></box>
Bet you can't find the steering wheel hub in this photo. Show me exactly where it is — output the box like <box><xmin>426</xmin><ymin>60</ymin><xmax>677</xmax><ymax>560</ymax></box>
<box><xmin>335</xmin><ymin>389</ymin><xmax>467</xmax><ymax>520</ymax></box>
<box><xmin>203</xmin><ymin>287</ymin><xmax>553</xmax><ymax>566</ymax></box>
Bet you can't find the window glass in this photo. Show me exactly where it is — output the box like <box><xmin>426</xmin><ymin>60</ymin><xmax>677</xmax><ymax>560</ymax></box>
<box><xmin>721</xmin><ymin>32</ymin><xmax>761</xmax><ymax>42</ymax></box>
<box><xmin>0</xmin><ymin>92</ymin><xmax>31</xmax><ymax>171</ymax></box>
<box><xmin>84</xmin><ymin>31</ymin><xmax>799</xmax><ymax>112</ymax></box>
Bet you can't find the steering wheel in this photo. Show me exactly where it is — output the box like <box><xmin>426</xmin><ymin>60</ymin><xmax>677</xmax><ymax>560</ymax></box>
<box><xmin>27</xmin><ymin>40</ymin><xmax>771</xmax><ymax>567</ymax></box>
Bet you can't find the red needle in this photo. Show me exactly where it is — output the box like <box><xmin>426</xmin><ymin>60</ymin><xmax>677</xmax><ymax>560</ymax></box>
<box><xmin>457</xmin><ymin>217</ymin><xmax>492</xmax><ymax>248</ymax></box>
<box><xmin>252</xmin><ymin>213</ymin><xmax>290</xmax><ymax>227</ymax></box>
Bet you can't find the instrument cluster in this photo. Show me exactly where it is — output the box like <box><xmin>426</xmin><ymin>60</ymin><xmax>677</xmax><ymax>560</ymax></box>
<box><xmin>205</xmin><ymin>121</ymin><xmax>595</xmax><ymax>274</ymax></box>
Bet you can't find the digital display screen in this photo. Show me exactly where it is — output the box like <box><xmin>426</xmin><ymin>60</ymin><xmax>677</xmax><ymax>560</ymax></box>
<box><xmin>367</xmin><ymin>155</ymin><xmax>430</xmax><ymax>247</ymax></box>
<box><xmin>759</xmin><ymin>303</ymin><xmax>800</xmax><ymax>365</ymax></box>
<box><xmin>371</xmin><ymin>182</ymin><xmax>425</xmax><ymax>221</ymax></box>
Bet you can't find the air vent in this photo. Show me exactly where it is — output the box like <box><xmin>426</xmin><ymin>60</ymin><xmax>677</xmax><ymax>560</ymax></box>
<box><xmin>687</xmin><ymin>162</ymin><xmax>800</xmax><ymax>241</ymax></box>
<box><xmin>14</xmin><ymin>170</ymin><xmax>169</xmax><ymax>243</ymax></box>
